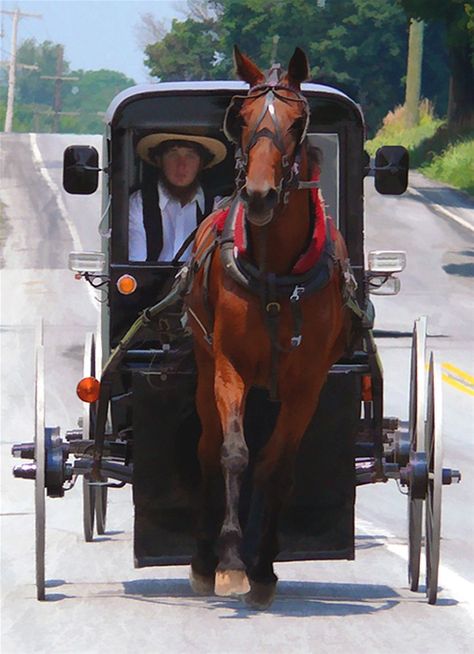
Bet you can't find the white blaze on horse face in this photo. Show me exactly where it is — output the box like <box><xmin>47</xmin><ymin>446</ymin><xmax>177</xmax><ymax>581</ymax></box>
<box><xmin>245</xmin><ymin>140</ymin><xmax>278</xmax><ymax>198</ymax></box>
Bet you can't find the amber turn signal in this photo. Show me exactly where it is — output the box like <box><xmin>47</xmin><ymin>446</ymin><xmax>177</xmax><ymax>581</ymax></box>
<box><xmin>361</xmin><ymin>375</ymin><xmax>373</xmax><ymax>402</ymax></box>
<box><xmin>117</xmin><ymin>274</ymin><xmax>137</xmax><ymax>295</ymax></box>
<box><xmin>76</xmin><ymin>376</ymin><xmax>100</xmax><ymax>403</ymax></box>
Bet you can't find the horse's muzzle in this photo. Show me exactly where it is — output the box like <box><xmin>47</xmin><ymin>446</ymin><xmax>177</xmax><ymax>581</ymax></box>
<box><xmin>241</xmin><ymin>187</ymin><xmax>279</xmax><ymax>226</ymax></box>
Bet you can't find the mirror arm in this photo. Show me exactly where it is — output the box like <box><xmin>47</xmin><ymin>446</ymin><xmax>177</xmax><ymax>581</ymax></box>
<box><xmin>365</xmin><ymin>163</ymin><xmax>403</xmax><ymax>174</ymax></box>
<box><xmin>66</xmin><ymin>164</ymin><xmax>109</xmax><ymax>173</ymax></box>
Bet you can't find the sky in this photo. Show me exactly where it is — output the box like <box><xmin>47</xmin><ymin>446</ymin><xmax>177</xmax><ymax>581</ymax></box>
<box><xmin>1</xmin><ymin>0</ymin><xmax>186</xmax><ymax>83</ymax></box>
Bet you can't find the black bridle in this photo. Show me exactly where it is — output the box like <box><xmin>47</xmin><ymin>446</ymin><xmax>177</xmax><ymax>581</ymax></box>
<box><xmin>224</xmin><ymin>83</ymin><xmax>313</xmax><ymax>204</ymax></box>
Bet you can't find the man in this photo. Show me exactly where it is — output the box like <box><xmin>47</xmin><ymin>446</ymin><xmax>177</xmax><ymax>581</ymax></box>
<box><xmin>129</xmin><ymin>133</ymin><xmax>227</xmax><ymax>261</ymax></box>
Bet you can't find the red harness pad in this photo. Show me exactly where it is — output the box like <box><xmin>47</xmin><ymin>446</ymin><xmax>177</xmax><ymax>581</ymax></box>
<box><xmin>212</xmin><ymin>185</ymin><xmax>332</xmax><ymax>275</ymax></box>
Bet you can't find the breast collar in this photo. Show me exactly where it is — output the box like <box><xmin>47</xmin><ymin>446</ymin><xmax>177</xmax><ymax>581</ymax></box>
<box><xmin>214</xmin><ymin>191</ymin><xmax>337</xmax><ymax>301</ymax></box>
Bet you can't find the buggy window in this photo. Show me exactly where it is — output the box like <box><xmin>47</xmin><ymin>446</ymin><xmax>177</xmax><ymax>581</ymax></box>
<box><xmin>307</xmin><ymin>133</ymin><xmax>339</xmax><ymax>226</ymax></box>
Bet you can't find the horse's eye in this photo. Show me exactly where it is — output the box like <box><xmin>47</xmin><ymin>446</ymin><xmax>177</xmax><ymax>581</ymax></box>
<box><xmin>289</xmin><ymin>117</ymin><xmax>306</xmax><ymax>135</ymax></box>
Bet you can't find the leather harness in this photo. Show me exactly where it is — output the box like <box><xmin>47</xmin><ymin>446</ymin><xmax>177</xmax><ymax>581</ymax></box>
<box><xmin>186</xmin><ymin>83</ymin><xmax>364</xmax><ymax>399</ymax></box>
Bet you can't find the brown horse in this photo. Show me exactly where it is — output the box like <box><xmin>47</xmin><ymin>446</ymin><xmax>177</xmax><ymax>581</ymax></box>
<box><xmin>185</xmin><ymin>46</ymin><xmax>354</xmax><ymax>609</ymax></box>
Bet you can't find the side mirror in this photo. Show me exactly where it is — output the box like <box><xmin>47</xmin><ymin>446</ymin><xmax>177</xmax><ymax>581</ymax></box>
<box><xmin>374</xmin><ymin>145</ymin><xmax>409</xmax><ymax>195</ymax></box>
<box><xmin>63</xmin><ymin>145</ymin><xmax>99</xmax><ymax>195</ymax></box>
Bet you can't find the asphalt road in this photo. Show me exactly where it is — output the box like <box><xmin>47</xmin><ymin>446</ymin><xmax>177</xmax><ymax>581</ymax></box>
<box><xmin>1</xmin><ymin>133</ymin><xmax>473</xmax><ymax>653</ymax></box>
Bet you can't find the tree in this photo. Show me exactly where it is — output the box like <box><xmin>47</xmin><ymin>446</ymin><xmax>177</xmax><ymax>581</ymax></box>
<box><xmin>144</xmin><ymin>17</ymin><xmax>224</xmax><ymax>80</ymax></box>
<box><xmin>211</xmin><ymin>0</ymin><xmax>410</xmax><ymax>133</ymax></box>
<box><xmin>134</xmin><ymin>12</ymin><xmax>167</xmax><ymax>50</ymax></box>
<box><xmin>16</xmin><ymin>38</ymin><xmax>70</xmax><ymax>106</ymax></box>
<box><xmin>399</xmin><ymin>0</ymin><xmax>474</xmax><ymax>129</ymax></box>
<box><xmin>62</xmin><ymin>69</ymin><xmax>136</xmax><ymax>133</ymax></box>
<box><xmin>142</xmin><ymin>0</ymin><xmax>451</xmax><ymax>134</ymax></box>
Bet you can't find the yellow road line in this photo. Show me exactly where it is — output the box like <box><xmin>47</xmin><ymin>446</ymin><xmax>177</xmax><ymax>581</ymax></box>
<box><xmin>442</xmin><ymin>373</ymin><xmax>474</xmax><ymax>396</ymax></box>
<box><xmin>441</xmin><ymin>362</ymin><xmax>474</xmax><ymax>397</ymax></box>
<box><xmin>442</xmin><ymin>362</ymin><xmax>474</xmax><ymax>385</ymax></box>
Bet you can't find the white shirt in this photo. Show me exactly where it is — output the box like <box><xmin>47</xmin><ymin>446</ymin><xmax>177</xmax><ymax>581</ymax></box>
<box><xmin>128</xmin><ymin>181</ymin><xmax>205</xmax><ymax>261</ymax></box>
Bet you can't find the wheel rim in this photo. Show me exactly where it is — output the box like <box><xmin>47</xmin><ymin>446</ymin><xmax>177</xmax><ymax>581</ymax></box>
<box><xmin>83</xmin><ymin>332</ymin><xmax>97</xmax><ymax>441</ymax></box>
<box><xmin>82</xmin><ymin>332</ymin><xmax>97</xmax><ymax>541</ymax></box>
<box><xmin>407</xmin><ymin>317</ymin><xmax>427</xmax><ymax>591</ymax></box>
<box><xmin>425</xmin><ymin>352</ymin><xmax>443</xmax><ymax>604</ymax></box>
<box><xmin>34</xmin><ymin>322</ymin><xmax>46</xmax><ymax>601</ymax></box>
<box><xmin>82</xmin><ymin>476</ymin><xmax>95</xmax><ymax>541</ymax></box>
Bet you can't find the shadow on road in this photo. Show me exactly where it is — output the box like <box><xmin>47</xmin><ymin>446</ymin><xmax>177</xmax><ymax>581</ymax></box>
<box><xmin>120</xmin><ymin>578</ymin><xmax>401</xmax><ymax>616</ymax></box>
<box><xmin>39</xmin><ymin>576</ymin><xmax>459</xmax><ymax>615</ymax></box>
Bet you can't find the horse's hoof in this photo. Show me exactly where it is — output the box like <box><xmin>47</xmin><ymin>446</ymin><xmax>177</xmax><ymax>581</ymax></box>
<box><xmin>214</xmin><ymin>570</ymin><xmax>251</xmax><ymax>597</ymax></box>
<box><xmin>189</xmin><ymin>569</ymin><xmax>215</xmax><ymax>596</ymax></box>
<box><xmin>243</xmin><ymin>579</ymin><xmax>277</xmax><ymax>610</ymax></box>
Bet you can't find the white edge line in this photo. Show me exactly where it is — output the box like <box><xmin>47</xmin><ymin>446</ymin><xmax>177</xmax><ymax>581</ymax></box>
<box><xmin>357</xmin><ymin>518</ymin><xmax>474</xmax><ymax>617</ymax></box>
<box><xmin>29</xmin><ymin>133</ymin><xmax>99</xmax><ymax>313</ymax></box>
<box><xmin>408</xmin><ymin>186</ymin><xmax>474</xmax><ymax>233</ymax></box>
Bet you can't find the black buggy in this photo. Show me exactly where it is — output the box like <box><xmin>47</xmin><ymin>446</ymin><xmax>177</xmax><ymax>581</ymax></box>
<box><xmin>12</xmin><ymin>80</ymin><xmax>460</xmax><ymax>603</ymax></box>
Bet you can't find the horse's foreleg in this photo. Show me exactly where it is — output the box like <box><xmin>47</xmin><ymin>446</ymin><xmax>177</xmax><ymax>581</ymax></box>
<box><xmin>246</xmin><ymin>383</ymin><xmax>326</xmax><ymax>609</ymax></box>
<box><xmin>213</xmin><ymin>358</ymin><xmax>250</xmax><ymax>597</ymax></box>
<box><xmin>190</xmin><ymin>345</ymin><xmax>223</xmax><ymax>595</ymax></box>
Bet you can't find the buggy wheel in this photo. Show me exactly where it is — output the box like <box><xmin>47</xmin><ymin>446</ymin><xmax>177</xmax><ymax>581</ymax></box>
<box><xmin>407</xmin><ymin>317</ymin><xmax>427</xmax><ymax>591</ymax></box>
<box><xmin>34</xmin><ymin>323</ymin><xmax>46</xmax><ymax>601</ymax></box>
<box><xmin>82</xmin><ymin>332</ymin><xmax>108</xmax><ymax>539</ymax></box>
<box><xmin>82</xmin><ymin>332</ymin><xmax>97</xmax><ymax>541</ymax></box>
<box><xmin>82</xmin><ymin>476</ymin><xmax>95</xmax><ymax>542</ymax></box>
<box><xmin>425</xmin><ymin>352</ymin><xmax>443</xmax><ymax>604</ymax></box>
<box><xmin>95</xmin><ymin>484</ymin><xmax>108</xmax><ymax>535</ymax></box>
<box><xmin>82</xmin><ymin>332</ymin><xmax>97</xmax><ymax>441</ymax></box>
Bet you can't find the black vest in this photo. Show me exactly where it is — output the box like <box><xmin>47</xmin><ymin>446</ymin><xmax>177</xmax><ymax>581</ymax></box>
<box><xmin>142</xmin><ymin>182</ymin><xmax>214</xmax><ymax>261</ymax></box>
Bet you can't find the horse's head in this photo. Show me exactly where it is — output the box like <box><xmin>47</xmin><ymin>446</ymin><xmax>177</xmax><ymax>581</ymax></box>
<box><xmin>224</xmin><ymin>46</ymin><xmax>310</xmax><ymax>226</ymax></box>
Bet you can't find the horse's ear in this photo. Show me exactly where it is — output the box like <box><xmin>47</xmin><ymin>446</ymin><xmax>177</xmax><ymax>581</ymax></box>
<box><xmin>233</xmin><ymin>45</ymin><xmax>265</xmax><ymax>87</ymax></box>
<box><xmin>285</xmin><ymin>47</ymin><xmax>309</xmax><ymax>90</ymax></box>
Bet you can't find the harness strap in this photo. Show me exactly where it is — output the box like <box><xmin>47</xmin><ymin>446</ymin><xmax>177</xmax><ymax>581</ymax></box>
<box><xmin>186</xmin><ymin>236</ymin><xmax>221</xmax><ymax>344</ymax></box>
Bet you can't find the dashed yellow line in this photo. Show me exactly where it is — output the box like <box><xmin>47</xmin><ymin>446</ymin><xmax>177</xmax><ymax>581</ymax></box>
<box><xmin>442</xmin><ymin>362</ymin><xmax>474</xmax><ymax>397</ymax></box>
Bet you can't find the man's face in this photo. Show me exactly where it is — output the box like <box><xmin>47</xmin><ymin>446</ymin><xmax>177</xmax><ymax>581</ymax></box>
<box><xmin>160</xmin><ymin>145</ymin><xmax>202</xmax><ymax>187</ymax></box>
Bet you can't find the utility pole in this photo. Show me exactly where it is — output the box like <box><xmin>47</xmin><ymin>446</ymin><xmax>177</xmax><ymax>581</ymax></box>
<box><xmin>40</xmin><ymin>45</ymin><xmax>78</xmax><ymax>133</ymax></box>
<box><xmin>1</xmin><ymin>8</ymin><xmax>42</xmax><ymax>132</ymax></box>
<box><xmin>404</xmin><ymin>18</ymin><xmax>424</xmax><ymax>128</ymax></box>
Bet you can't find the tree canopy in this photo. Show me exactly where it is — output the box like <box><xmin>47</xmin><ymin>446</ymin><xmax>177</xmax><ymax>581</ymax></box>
<box><xmin>143</xmin><ymin>0</ymin><xmax>452</xmax><ymax>134</ymax></box>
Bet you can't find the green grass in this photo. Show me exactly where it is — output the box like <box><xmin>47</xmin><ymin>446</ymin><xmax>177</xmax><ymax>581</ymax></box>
<box><xmin>421</xmin><ymin>139</ymin><xmax>474</xmax><ymax>196</ymax></box>
<box><xmin>365</xmin><ymin>100</ymin><xmax>442</xmax><ymax>157</ymax></box>
<box><xmin>365</xmin><ymin>100</ymin><xmax>473</xmax><ymax>196</ymax></box>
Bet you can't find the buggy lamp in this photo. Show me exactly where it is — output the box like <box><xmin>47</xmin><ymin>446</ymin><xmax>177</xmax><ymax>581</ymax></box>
<box><xmin>368</xmin><ymin>250</ymin><xmax>406</xmax><ymax>274</ymax></box>
<box><xmin>117</xmin><ymin>274</ymin><xmax>137</xmax><ymax>295</ymax></box>
<box><xmin>76</xmin><ymin>376</ymin><xmax>100</xmax><ymax>403</ymax></box>
<box><xmin>68</xmin><ymin>251</ymin><xmax>105</xmax><ymax>273</ymax></box>
<box><xmin>369</xmin><ymin>275</ymin><xmax>401</xmax><ymax>296</ymax></box>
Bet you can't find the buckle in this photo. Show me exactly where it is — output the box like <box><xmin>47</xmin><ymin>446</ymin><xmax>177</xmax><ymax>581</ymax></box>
<box><xmin>290</xmin><ymin>285</ymin><xmax>305</xmax><ymax>302</ymax></box>
<box><xmin>266</xmin><ymin>301</ymin><xmax>281</xmax><ymax>314</ymax></box>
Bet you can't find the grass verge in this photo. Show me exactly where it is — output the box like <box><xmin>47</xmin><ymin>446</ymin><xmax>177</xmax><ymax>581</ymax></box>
<box><xmin>366</xmin><ymin>100</ymin><xmax>473</xmax><ymax>197</ymax></box>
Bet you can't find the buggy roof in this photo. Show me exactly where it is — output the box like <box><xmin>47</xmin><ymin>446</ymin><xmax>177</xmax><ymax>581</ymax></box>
<box><xmin>104</xmin><ymin>80</ymin><xmax>361</xmax><ymax>125</ymax></box>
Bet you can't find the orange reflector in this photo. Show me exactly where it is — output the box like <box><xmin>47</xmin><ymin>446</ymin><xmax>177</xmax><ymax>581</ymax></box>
<box><xmin>362</xmin><ymin>375</ymin><xmax>373</xmax><ymax>402</ymax></box>
<box><xmin>117</xmin><ymin>274</ymin><xmax>137</xmax><ymax>295</ymax></box>
<box><xmin>76</xmin><ymin>376</ymin><xmax>100</xmax><ymax>403</ymax></box>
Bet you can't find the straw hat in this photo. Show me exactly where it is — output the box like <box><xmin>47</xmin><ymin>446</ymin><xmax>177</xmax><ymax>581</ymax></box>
<box><xmin>137</xmin><ymin>133</ymin><xmax>227</xmax><ymax>169</ymax></box>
